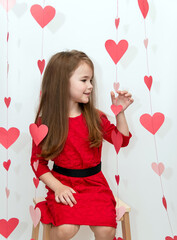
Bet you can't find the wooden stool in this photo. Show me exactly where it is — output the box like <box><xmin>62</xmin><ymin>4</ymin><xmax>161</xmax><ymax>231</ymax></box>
<box><xmin>31</xmin><ymin>197</ymin><xmax>131</xmax><ymax>240</ymax></box>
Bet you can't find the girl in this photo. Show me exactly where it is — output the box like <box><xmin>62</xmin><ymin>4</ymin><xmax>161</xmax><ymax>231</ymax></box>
<box><xmin>31</xmin><ymin>50</ymin><xmax>133</xmax><ymax>240</ymax></box>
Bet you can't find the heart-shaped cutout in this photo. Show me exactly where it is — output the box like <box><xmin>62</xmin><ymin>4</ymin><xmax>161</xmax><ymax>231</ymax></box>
<box><xmin>0</xmin><ymin>0</ymin><xmax>16</xmax><ymax>12</ymax></box>
<box><xmin>138</xmin><ymin>0</ymin><xmax>149</xmax><ymax>19</ymax></box>
<box><xmin>116</xmin><ymin>206</ymin><xmax>126</xmax><ymax>221</ymax></box>
<box><xmin>111</xmin><ymin>104</ymin><xmax>123</xmax><ymax>116</ymax></box>
<box><xmin>113</xmin><ymin>82</ymin><xmax>120</xmax><ymax>92</ymax></box>
<box><xmin>37</xmin><ymin>59</ymin><xmax>45</xmax><ymax>74</ymax></box>
<box><xmin>29</xmin><ymin>123</ymin><xmax>48</xmax><ymax>146</ymax></box>
<box><xmin>0</xmin><ymin>127</ymin><xmax>20</xmax><ymax>149</ymax></box>
<box><xmin>111</xmin><ymin>130</ymin><xmax>123</xmax><ymax>154</ymax></box>
<box><xmin>144</xmin><ymin>38</ymin><xmax>148</xmax><ymax>48</ymax></box>
<box><xmin>5</xmin><ymin>187</ymin><xmax>10</xmax><ymax>198</ymax></box>
<box><xmin>144</xmin><ymin>76</ymin><xmax>152</xmax><ymax>91</ymax></box>
<box><xmin>4</xmin><ymin>97</ymin><xmax>11</xmax><ymax>108</ymax></box>
<box><xmin>0</xmin><ymin>218</ymin><xmax>19</xmax><ymax>238</ymax></box>
<box><xmin>29</xmin><ymin>206</ymin><xmax>41</xmax><ymax>228</ymax></box>
<box><xmin>3</xmin><ymin>159</ymin><xmax>11</xmax><ymax>171</ymax></box>
<box><xmin>115</xmin><ymin>18</ymin><xmax>120</xmax><ymax>29</ymax></box>
<box><xmin>33</xmin><ymin>160</ymin><xmax>39</xmax><ymax>171</ymax></box>
<box><xmin>151</xmin><ymin>162</ymin><xmax>164</xmax><ymax>176</ymax></box>
<box><xmin>33</xmin><ymin>177</ymin><xmax>39</xmax><ymax>188</ymax></box>
<box><xmin>162</xmin><ymin>196</ymin><xmax>167</xmax><ymax>210</ymax></box>
<box><xmin>115</xmin><ymin>175</ymin><xmax>120</xmax><ymax>185</ymax></box>
<box><xmin>165</xmin><ymin>236</ymin><xmax>177</xmax><ymax>240</ymax></box>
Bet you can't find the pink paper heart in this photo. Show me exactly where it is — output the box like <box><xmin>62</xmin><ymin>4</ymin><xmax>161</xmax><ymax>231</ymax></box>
<box><xmin>33</xmin><ymin>177</ymin><xmax>39</xmax><ymax>188</ymax></box>
<box><xmin>105</xmin><ymin>39</ymin><xmax>128</xmax><ymax>64</ymax></box>
<box><xmin>166</xmin><ymin>236</ymin><xmax>177</xmax><ymax>240</ymax></box>
<box><xmin>115</xmin><ymin>175</ymin><xmax>120</xmax><ymax>185</ymax></box>
<box><xmin>140</xmin><ymin>113</ymin><xmax>165</xmax><ymax>135</ymax></box>
<box><xmin>111</xmin><ymin>104</ymin><xmax>123</xmax><ymax>116</ymax></box>
<box><xmin>29</xmin><ymin>123</ymin><xmax>48</xmax><ymax>146</ymax></box>
<box><xmin>111</xmin><ymin>130</ymin><xmax>123</xmax><ymax>154</ymax></box>
<box><xmin>33</xmin><ymin>160</ymin><xmax>39</xmax><ymax>171</ymax></box>
<box><xmin>29</xmin><ymin>206</ymin><xmax>41</xmax><ymax>228</ymax></box>
<box><xmin>5</xmin><ymin>187</ymin><xmax>10</xmax><ymax>198</ymax></box>
<box><xmin>4</xmin><ymin>97</ymin><xmax>11</xmax><ymax>108</ymax></box>
<box><xmin>144</xmin><ymin>38</ymin><xmax>148</xmax><ymax>48</ymax></box>
<box><xmin>116</xmin><ymin>206</ymin><xmax>126</xmax><ymax>221</ymax></box>
<box><xmin>0</xmin><ymin>0</ymin><xmax>16</xmax><ymax>12</ymax></box>
<box><xmin>7</xmin><ymin>63</ymin><xmax>9</xmax><ymax>75</ymax></box>
<box><xmin>7</xmin><ymin>32</ymin><xmax>9</xmax><ymax>42</ymax></box>
<box><xmin>115</xmin><ymin>18</ymin><xmax>120</xmax><ymax>29</ymax></box>
<box><xmin>0</xmin><ymin>218</ymin><xmax>19</xmax><ymax>238</ymax></box>
<box><xmin>0</xmin><ymin>127</ymin><xmax>20</xmax><ymax>149</ymax></box>
<box><xmin>113</xmin><ymin>82</ymin><xmax>120</xmax><ymax>92</ymax></box>
<box><xmin>37</xmin><ymin>59</ymin><xmax>45</xmax><ymax>74</ymax></box>
<box><xmin>138</xmin><ymin>0</ymin><xmax>149</xmax><ymax>19</ymax></box>
<box><xmin>30</xmin><ymin>4</ymin><xmax>56</xmax><ymax>28</ymax></box>
<box><xmin>3</xmin><ymin>159</ymin><xmax>11</xmax><ymax>171</ymax></box>
<box><xmin>144</xmin><ymin>76</ymin><xmax>152</xmax><ymax>91</ymax></box>
<box><xmin>151</xmin><ymin>162</ymin><xmax>164</xmax><ymax>176</ymax></box>
<box><xmin>162</xmin><ymin>195</ymin><xmax>167</xmax><ymax>210</ymax></box>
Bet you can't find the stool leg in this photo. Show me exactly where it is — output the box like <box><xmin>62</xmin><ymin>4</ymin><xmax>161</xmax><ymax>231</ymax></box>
<box><xmin>121</xmin><ymin>212</ymin><xmax>131</xmax><ymax>240</ymax></box>
<box><xmin>31</xmin><ymin>222</ymin><xmax>40</xmax><ymax>240</ymax></box>
<box><xmin>42</xmin><ymin>224</ymin><xmax>51</xmax><ymax>240</ymax></box>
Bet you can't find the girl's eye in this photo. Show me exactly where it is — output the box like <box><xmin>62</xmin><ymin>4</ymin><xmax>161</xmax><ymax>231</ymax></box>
<box><xmin>81</xmin><ymin>79</ymin><xmax>86</xmax><ymax>82</ymax></box>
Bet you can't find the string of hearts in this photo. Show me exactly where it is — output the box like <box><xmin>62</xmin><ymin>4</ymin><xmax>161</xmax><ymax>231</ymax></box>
<box><xmin>138</xmin><ymin>0</ymin><xmax>176</xmax><ymax>239</ymax></box>
<box><xmin>105</xmin><ymin>1</ymin><xmax>128</xmax><ymax>239</ymax></box>
<box><xmin>0</xmin><ymin>1</ymin><xmax>20</xmax><ymax>238</ymax></box>
<box><xmin>29</xmin><ymin>1</ymin><xmax>56</xmax><ymax>229</ymax></box>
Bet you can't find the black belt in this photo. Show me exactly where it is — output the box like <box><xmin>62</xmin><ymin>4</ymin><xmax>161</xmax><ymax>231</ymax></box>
<box><xmin>53</xmin><ymin>162</ymin><xmax>101</xmax><ymax>177</ymax></box>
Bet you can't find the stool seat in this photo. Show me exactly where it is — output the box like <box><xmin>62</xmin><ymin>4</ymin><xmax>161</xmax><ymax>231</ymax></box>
<box><xmin>31</xmin><ymin>197</ymin><xmax>131</xmax><ymax>240</ymax></box>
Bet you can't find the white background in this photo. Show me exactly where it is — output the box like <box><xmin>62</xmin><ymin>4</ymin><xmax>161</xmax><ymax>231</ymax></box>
<box><xmin>0</xmin><ymin>0</ymin><xmax>177</xmax><ymax>239</ymax></box>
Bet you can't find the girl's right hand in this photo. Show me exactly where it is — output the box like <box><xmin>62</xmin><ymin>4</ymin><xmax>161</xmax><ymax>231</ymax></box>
<box><xmin>54</xmin><ymin>183</ymin><xmax>77</xmax><ymax>207</ymax></box>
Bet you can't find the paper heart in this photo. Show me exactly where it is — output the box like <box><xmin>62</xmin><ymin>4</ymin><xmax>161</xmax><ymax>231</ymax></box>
<box><xmin>0</xmin><ymin>0</ymin><xmax>16</xmax><ymax>12</ymax></box>
<box><xmin>115</xmin><ymin>18</ymin><xmax>120</xmax><ymax>29</ymax></box>
<box><xmin>162</xmin><ymin>196</ymin><xmax>167</xmax><ymax>210</ymax></box>
<box><xmin>33</xmin><ymin>177</ymin><xmax>39</xmax><ymax>188</ymax></box>
<box><xmin>0</xmin><ymin>218</ymin><xmax>19</xmax><ymax>238</ymax></box>
<box><xmin>113</xmin><ymin>238</ymin><xmax>123</xmax><ymax>240</ymax></box>
<box><xmin>116</xmin><ymin>206</ymin><xmax>126</xmax><ymax>221</ymax></box>
<box><xmin>111</xmin><ymin>104</ymin><xmax>123</xmax><ymax>116</ymax></box>
<box><xmin>29</xmin><ymin>206</ymin><xmax>41</xmax><ymax>228</ymax></box>
<box><xmin>3</xmin><ymin>159</ymin><xmax>11</xmax><ymax>171</ymax></box>
<box><xmin>4</xmin><ymin>97</ymin><xmax>11</xmax><ymax>108</ymax></box>
<box><xmin>151</xmin><ymin>162</ymin><xmax>164</xmax><ymax>176</ymax></box>
<box><xmin>144</xmin><ymin>38</ymin><xmax>148</xmax><ymax>48</ymax></box>
<box><xmin>111</xmin><ymin>130</ymin><xmax>123</xmax><ymax>154</ymax></box>
<box><xmin>115</xmin><ymin>175</ymin><xmax>120</xmax><ymax>185</ymax></box>
<box><xmin>105</xmin><ymin>39</ymin><xmax>128</xmax><ymax>64</ymax></box>
<box><xmin>7</xmin><ymin>32</ymin><xmax>9</xmax><ymax>42</ymax></box>
<box><xmin>113</xmin><ymin>82</ymin><xmax>120</xmax><ymax>92</ymax></box>
<box><xmin>33</xmin><ymin>160</ymin><xmax>39</xmax><ymax>171</ymax></box>
<box><xmin>5</xmin><ymin>187</ymin><xmax>10</xmax><ymax>198</ymax></box>
<box><xmin>144</xmin><ymin>76</ymin><xmax>152</xmax><ymax>91</ymax></box>
<box><xmin>7</xmin><ymin>63</ymin><xmax>9</xmax><ymax>74</ymax></box>
<box><xmin>30</xmin><ymin>4</ymin><xmax>56</xmax><ymax>28</ymax></box>
<box><xmin>37</xmin><ymin>59</ymin><xmax>45</xmax><ymax>74</ymax></box>
<box><xmin>29</xmin><ymin>123</ymin><xmax>48</xmax><ymax>146</ymax></box>
<box><xmin>138</xmin><ymin>0</ymin><xmax>149</xmax><ymax>19</ymax></box>
<box><xmin>140</xmin><ymin>113</ymin><xmax>165</xmax><ymax>135</ymax></box>
<box><xmin>0</xmin><ymin>127</ymin><xmax>20</xmax><ymax>149</ymax></box>
<box><xmin>165</xmin><ymin>236</ymin><xmax>177</xmax><ymax>240</ymax></box>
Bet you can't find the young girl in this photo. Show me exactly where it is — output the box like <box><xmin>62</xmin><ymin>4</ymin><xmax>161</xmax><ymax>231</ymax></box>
<box><xmin>31</xmin><ymin>50</ymin><xmax>133</xmax><ymax>240</ymax></box>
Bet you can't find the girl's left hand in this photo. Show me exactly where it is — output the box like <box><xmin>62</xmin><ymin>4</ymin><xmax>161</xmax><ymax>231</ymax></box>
<box><xmin>111</xmin><ymin>90</ymin><xmax>134</xmax><ymax>112</ymax></box>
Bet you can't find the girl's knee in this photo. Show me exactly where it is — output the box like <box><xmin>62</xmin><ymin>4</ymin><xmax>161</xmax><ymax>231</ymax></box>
<box><xmin>90</xmin><ymin>226</ymin><xmax>116</xmax><ymax>239</ymax></box>
<box><xmin>51</xmin><ymin>224</ymin><xmax>80</xmax><ymax>239</ymax></box>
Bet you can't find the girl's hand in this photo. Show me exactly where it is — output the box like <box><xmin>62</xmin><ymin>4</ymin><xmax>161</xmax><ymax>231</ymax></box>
<box><xmin>54</xmin><ymin>183</ymin><xmax>77</xmax><ymax>207</ymax></box>
<box><xmin>111</xmin><ymin>90</ymin><xmax>134</xmax><ymax>112</ymax></box>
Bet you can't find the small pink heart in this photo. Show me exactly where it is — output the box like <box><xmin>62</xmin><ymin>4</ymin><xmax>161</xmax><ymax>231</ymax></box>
<box><xmin>37</xmin><ymin>59</ymin><xmax>45</xmax><ymax>74</ymax></box>
<box><xmin>33</xmin><ymin>177</ymin><xmax>39</xmax><ymax>188</ymax></box>
<box><xmin>111</xmin><ymin>131</ymin><xmax>123</xmax><ymax>154</ymax></box>
<box><xmin>29</xmin><ymin>123</ymin><xmax>48</xmax><ymax>146</ymax></box>
<box><xmin>116</xmin><ymin>206</ymin><xmax>126</xmax><ymax>221</ymax></box>
<box><xmin>151</xmin><ymin>162</ymin><xmax>164</xmax><ymax>176</ymax></box>
<box><xmin>115</xmin><ymin>175</ymin><xmax>120</xmax><ymax>185</ymax></box>
<box><xmin>33</xmin><ymin>160</ymin><xmax>39</xmax><ymax>171</ymax></box>
<box><xmin>144</xmin><ymin>38</ymin><xmax>148</xmax><ymax>48</ymax></box>
<box><xmin>29</xmin><ymin>206</ymin><xmax>41</xmax><ymax>228</ymax></box>
<box><xmin>4</xmin><ymin>97</ymin><xmax>11</xmax><ymax>108</ymax></box>
<box><xmin>115</xmin><ymin>18</ymin><xmax>120</xmax><ymax>29</ymax></box>
<box><xmin>113</xmin><ymin>82</ymin><xmax>120</xmax><ymax>92</ymax></box>
<box><xmin>165</xmin><ymin>236</ymin><xmax>177</xmax><ymax>240</ymax></box>
<box><xmin>3</xmin><ymin>159</ymin><xmax>11</xmax><ymax>171</ymax></box>
<box><xmin>111</xmin><ymin>104</ymin><xmax>123</xmax><ymax>116</ymax></box>
<box><xmin>0</xmin><ymin>0</ymin><xmax>16</xmax><ymax>12</ymax></box>
<box><xmin>7</xmin><ymin>32</ymin><xmax>9</xmax><ymax>42</ymax></box>
<box><xmin>144</xmin><ymin>76</ymin><xmax>152</xmax><ymax>91</ymax></box>
<box><xmin>5</xmin><ymin>187</ymin><xmax>10</xmax><ymax>198</ymax></box>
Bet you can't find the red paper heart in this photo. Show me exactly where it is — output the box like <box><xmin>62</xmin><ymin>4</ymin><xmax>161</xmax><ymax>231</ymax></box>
<box><xmin>113</xmin><ymin>238</ymin><xmax>123</xmax><ymax>240</ymax></box>
<box><xmin>0</xmin><ymin>127</ymin><xmax>20</xmax><ymax>149</ymax></box>
<box><xmin>111</xmin><ymin>104</ymin><xmax>123</xmax><ymax>116</ymax></box>
<box><xmin>166</xmin><ymin>236</ymin><xmax>177</xmax><ymax>240</ymax></box>
<box><xmin>111</xmin><ymin>130</ymin><xmax>123</xmax><ymax>154</ymax></box>
<box><xmin>0</xmin><ymin>218</ymin><xmax>19</xmax><ymax>238</ymax></box>
<box><xmin>29</xmin><ymin>206</ymin><xmax>41</xmax><ymax>227</ymax></box>
<box><xmin>37</xmin><ymin>59</ymin><xmax>45</xmax><ymax>74</ymax></box>
<box><xmin>30</xmin><ymin>4</ymin><xmax>56</xmax><ymax>28</ymax></box>
<box><xmin>144</xmin><ymin>76</ymin><xmax>152</xmax><ymax>91</ymax></box>
<box><xmin>162</xmin><ymin>196</ymin><xmax>167</xmax><ymax>210</ymax></box>
<box><xmin>138</xmin><ymin>0</ymin><xmax>149</xmax><ymax>19</ymax></box>
<box><xmin>140</xmin><ymin>113</ymin><xmax>165</xmax><ymax>135</ymax></box>
<box><xmin>4</xmin><ymin>97</ymin><xmax>11</xmax><ymax>108</ymax></box>
<box><xmin>33</xmin><ymin>177</ymin><xmax>39</xmax><ymax>188</ymax></box>
<box><xmin>105</xmin><ymin>39</ymin><xmax>128</xmax><ymax>64</ymax></box>
<box><xmin>29</xmin><ymin>123</ymin><xmax>48</xmax><ymax>146</ymax></box>
<box><xmin>3</xmin><ymin>159</ymin><xmax>11</xmax><ymax>171</ymax></box>
<box><xmin>151</xmin><ymin>162</ymin><xmax>164</xmax><ymax>176</ymax></box>
<box><xmin>115</xmin><ymin>175</ymin><xmax>120</xmax><ymax>185</ymax></box>
<box><xmin>115</xmin><ymin>18</ymin><xmax>120</xmax><ymax>29</ymax></box>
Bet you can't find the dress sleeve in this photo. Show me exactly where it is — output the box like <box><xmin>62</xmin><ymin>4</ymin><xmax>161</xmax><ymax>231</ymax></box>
<box><xmin>100</xmin><ymin>112</ymin><xmax>132</xmax><ymax>147</ymax></box>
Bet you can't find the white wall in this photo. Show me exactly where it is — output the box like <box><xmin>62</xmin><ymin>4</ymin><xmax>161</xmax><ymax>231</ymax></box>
<box><xmin>0</xmin><ymin>0</ymin><xmax>177</xmax><ymax>239</ymax></box>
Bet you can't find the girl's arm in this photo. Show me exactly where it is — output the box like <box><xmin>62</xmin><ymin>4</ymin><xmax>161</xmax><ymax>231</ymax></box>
<box><xmin>116</xmin><ymin>111</ymin><xmax>129</xmax><ymax>136</ymax></box>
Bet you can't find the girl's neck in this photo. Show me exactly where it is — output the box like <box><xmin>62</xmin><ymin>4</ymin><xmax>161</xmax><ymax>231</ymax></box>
<box><xmin>69</xmin><ymin>103</ymin><xmax>82</xmax><ymax>118</ymax></box>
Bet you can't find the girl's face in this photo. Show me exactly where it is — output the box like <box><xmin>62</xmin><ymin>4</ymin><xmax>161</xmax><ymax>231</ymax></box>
<box><xmin>69</xmin><ymin>62</ymin><xmax>93</xmax><ymax>106</ymax></box>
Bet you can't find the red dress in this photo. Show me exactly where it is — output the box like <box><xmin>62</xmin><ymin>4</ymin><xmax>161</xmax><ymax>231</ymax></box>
<box><xmin>31</xmin><ymin>112</ymin><xmax>132</xmax><ymax>228</ymax></box>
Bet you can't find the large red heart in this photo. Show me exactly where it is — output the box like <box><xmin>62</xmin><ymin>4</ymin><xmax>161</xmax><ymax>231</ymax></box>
<box><xmin>138</xmin><ymin>0</ymin><xmax>149</xmax><ymax>19</ymax></box>
<box><xmin>140</xmin><ymin>113</ymin><xmax>165</xmax><ymax>135</ymax></box>
<box><xmin>111</xmin><ymin>130</ymin><xmax>123</xmax><ymax>154</ymax></box>
<box><xmin>30</xmin><ymin>4</ymin><xmax>56</xmax><ymax>28</ymax></box>
<box><xmin>29</xmin><ymin>123</ymin><xmax>48</xmax><ymax>146</ymax></box>
<box><xmin>0</xmin><ymin>127</ymin><xmax>20</xmax><ymax>149</ymax></box>
<box><xmin>0</xmin><ymin>218</ymin><xmax>19</xmax><ymax>238</ymax></box>
<box><xmin>166</xmin><ymin>236</ymin><xmax>177</xmax><ymax>240</ymax></box>
<box><xmin>3</xmin><ymin>159</ymin><xmax>11</xmax><ymax>171</ymax></box>
<box><xmin>105</xmin><ymin>39</ymin><xmax>128</xmax><ymax>64</ymax></box>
